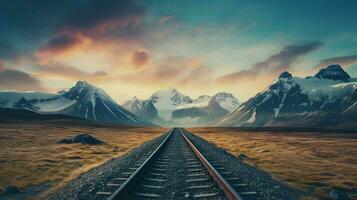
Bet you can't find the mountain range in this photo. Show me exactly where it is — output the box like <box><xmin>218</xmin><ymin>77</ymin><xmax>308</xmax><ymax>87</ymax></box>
<box><xmin>0</xmin><ymin>81</ymin><xmax>152</xmax><ymax>126</ymax></box>
<box><xmin>0</xmin><ymin>64</ymin><xmax>355</xmax><ymax>129</ymax></box>
<box><xmin>217</xmin><ymin>64</ymin><xmax>357</xmax><ymax>129</ymax></box>
<box><xmin>122</xmin><ymin>88</ymin><xmax>240</xmax><ymax>126</ymax></box>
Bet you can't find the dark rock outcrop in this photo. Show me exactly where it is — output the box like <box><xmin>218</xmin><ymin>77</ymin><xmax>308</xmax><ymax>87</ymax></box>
<box><xmin>58</xmin><ymin>134</ymin><xmax>104</xmax><ymax>145</ymax></box>
<box><xmin>279</xmin><ymin>71</ymin><xmax>292</xmax><ymax>79</ymax></box>
<box><xmin>315</xmin><ymin>64</ymin><xmax>351</xmax><ymax>81</ymax></box>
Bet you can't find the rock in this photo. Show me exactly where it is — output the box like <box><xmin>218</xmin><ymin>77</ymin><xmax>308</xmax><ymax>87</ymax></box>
<box><xmin>279</xmin><ymin>71</ymin><xmax>292</xmax><ymax>79</ymax></box>
<box><xmin>3</xmin><ymin>186</ymin><xmax>24</xmax><ymax>194</ymax></box>
<box><xmin>112</xmin><ymin>146</ymin><xmax>119</xmax><ymax>152</ymax></box>
<box><xmin>329</xmin><ymin>188</ymin><xmax>350</xmax><ymax>200</ymax></box>
<box><xmin>315</xmin><ymin>64</ymin><xmax>351</xmax><ymax>81</ymax></box>
<box><xmin>238</xmin><ymin>153</ymin><xmax>248</xmax><ymax>161</ymax></box>
<box><xmin>58</xmin><ymin>134</ymin><xmax>104</xmax><ymax>145</ymax></box>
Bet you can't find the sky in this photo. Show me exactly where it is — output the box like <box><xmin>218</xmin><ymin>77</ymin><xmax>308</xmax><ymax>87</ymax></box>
<box><xmin>0</xmin><ymin>0</ymin><xmax>356</xmax><ymax>102</ymax></box>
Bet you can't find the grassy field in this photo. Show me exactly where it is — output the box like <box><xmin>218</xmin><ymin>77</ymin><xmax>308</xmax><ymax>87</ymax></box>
<box><xmin>0</xmin><ymin>121</ymin><xmax>167</xmax><ymax>198</ymax></box>
<box><xmin>188</xmin><ymin>128</ymin><xmax>357</xmax><ymax>199</ymax></box>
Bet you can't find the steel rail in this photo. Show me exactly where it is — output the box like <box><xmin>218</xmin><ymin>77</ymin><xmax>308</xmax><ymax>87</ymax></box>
<box><xmin>107</xmin><ymin>129</ymin><xmax>174</xmax><ymax>200</ymax></box>
<box><xmin>179</xmin><ymin>128</ymin><xmax>244</xmax><ymax>200</ymax></box>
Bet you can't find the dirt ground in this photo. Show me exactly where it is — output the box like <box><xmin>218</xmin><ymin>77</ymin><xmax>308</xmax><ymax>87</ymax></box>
<box><xmin>188</xmin><ymin>128</ymin><xmax>357</xmax><ymax>199</ymax></box>
<box><xmin>0</xmin><ymin>121</ymin><xmax>167</xmax><ymax>197</ymax></box>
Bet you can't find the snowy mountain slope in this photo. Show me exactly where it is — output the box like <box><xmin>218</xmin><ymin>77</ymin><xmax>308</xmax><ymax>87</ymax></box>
<box><xmin>122</xmin><ymin>88</ymin><xmax>240</xmax><ymax>126</ymax></box>
<box><xmin>147</xmin><ymin>87</ymin><xmax>193</xmax><ymax>120</ymax></box>
<box><xmin>217</xmin><ymin>64</ymin><xmax>357</xmax><ymax>128</ymax></box>
<box><xmin>0</xmin><ymin>91</ymin><xmax>57</xmax><ymax>108</ymax></box>
<box><xmin>121</xmin><ymin>97</ymin><xmax>159</xmax><ymax>121</ymax></box>
<box><xmin>0</xmin><ymin>81</ymin><xmax>152</xmax><ymax>126</ymax></box>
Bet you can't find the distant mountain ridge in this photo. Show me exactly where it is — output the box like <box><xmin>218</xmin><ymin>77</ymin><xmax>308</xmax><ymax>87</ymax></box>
<box><xmin>122</xmin><ymin>88</ymin><xmax>240</xmax><ymax>126</ymax></box>
<box><xmin>217</xmin><ymin>64</ymin><xmax>357</xmax><ymax>129</ymax></box>
<box><xmin>0</xmin><ymin>81</ymin><xmax>152</xmax><ymax>126</ymax></box>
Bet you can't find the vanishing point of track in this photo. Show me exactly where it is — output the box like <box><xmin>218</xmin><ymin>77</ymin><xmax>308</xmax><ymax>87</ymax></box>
<box><xmin>95</xmin><ymin>128</ymin><xmax>257</xmax><ymax>200</ymax></box>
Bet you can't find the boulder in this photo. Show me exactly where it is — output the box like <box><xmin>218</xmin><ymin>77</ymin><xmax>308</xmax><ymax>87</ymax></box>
<box><xmin>238</xmin><ymin>153</ymin><xmax>248</xmax><ymax>161</ymax></box>
<box><xmin>58</xmin><ymin>134</ymin><xmax>104</xmax><ymax>145</ymax></box>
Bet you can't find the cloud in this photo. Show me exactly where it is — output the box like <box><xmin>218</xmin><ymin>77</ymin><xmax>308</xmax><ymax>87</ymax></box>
<box><xmin>131</xmin><ymin>50</ymin><xmax>150</xmax><ymax>68</ymax></box>
<box><xmin>0</xmin><ymin>0</ymin><xmax>146</xmax><ymax>62</ymax></box>
<box><xmin>0</xmin><ymin>69</ymin><xmax>45</xmax><ymax>91</ymax></box>
<box><xmin>122</xmin><ymin>56</ymin><xmax>212</xmax><ymax>87</ymax></box>
<box><xmin>217</xmin><ymin>41</ymin><xmax>323</xmax><ymax>83</ymax></box>
<box><xmin>62</xmin><ymin>0</ymin><xmax>145</xmax><ymax>34</ymax></box>
<box><xmin>35</xmin><ymin>61</ymin><xmax>108</xmax><ymax>81</ymax></box>
<box><xmin>37</xmin><ymin>33</ymin><xmax>90</xmax><ymax>57</ymax></box>
<box><xmin>0</xmin><ymin>0</ymin><xmax>145</xmax><ymax>36</ymax></box>
<box><xmin>316</xmin><ymin>54</ymin><xmax>357</xmax><ymax>68</ymax></box>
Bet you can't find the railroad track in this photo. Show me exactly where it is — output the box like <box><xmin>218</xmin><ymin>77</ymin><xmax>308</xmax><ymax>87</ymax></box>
<box><xmin>95</xmin><ymin>128</ymin><xmax>257</xmax><ymax>200</ymax></box>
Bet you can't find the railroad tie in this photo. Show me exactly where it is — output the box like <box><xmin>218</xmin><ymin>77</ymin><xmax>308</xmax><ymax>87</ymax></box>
<box><xmin>193</xmin><ymin>192</ymin><xmax>219</xmax><ymax>198</ymax></box>
<box><xmin>107</xmin><ymin>183</ymin><xmax>120</xmax><ymax>187</ymax></box>
<box><xmin>152</xmin><ymin>167</ymin><xmax>168</xmax><ymax>171</ymax></box>
<box><xmin>153</xmin><ymin>164</ymin><xmax>170</xmax><ymax>168</ymax></box>
<box><xmin>232</xmin><ymin>183</ymin><xmax>248</xmax><ymax>187</ymax></box>
<box><xmin>185</xmin><ymin>178</ymin><xmax>210</xmax><ymax>182</ymax></box>
<box><xmin>188</xmin><ymin>168</ymin><xmax>203</xmax><ymax>172</ymax></box>
<box><xmin>115</xmin><ymin>177</ymin><xmax>127</xmax><ymax>181</ymax></box>
<box><xmin>150</xmin><ymin>172</ymin><xmax>168</xmax><ymax>177</ymax></box>
<box><xmin>240</xmin><ymin>191</ymin><xmax>258</xmax><ymax>196</ymax></box>
<box><xmin>185</xmin><ymin>164</ymin><xmax>201</xmax><ymax>168</ymax></box>
<box><xmin>155</xmin><ymin>161</ymin><xmax>170</xmax><ymax>165</ymax></box>
<box><xmin>187</xmin><ymin>185</ymin><xmax>212</xmax><ymax>189</ymax></box>
<box><xmin>96</xmin><ymin>191</ymin><xmax>111</xmax><ymax>195</ymax></box>
<box><xmin>187</xmin><ymin>173</ymin><xmax>206</xmax><ymax>177</ymax></box>
<box><xmin>140</xmin><ymin>184</ymin><xmax>165</xmax><ymax>189</ymax></box>
<box><xmin>136</xmin><ymin>192</ymin><xmax>162</xmax><ymax>198</ymax></box>
<box><xmin>145</xmin><ymin>177</ymin><xmax>166</xmax><ymax>182</ymax></box>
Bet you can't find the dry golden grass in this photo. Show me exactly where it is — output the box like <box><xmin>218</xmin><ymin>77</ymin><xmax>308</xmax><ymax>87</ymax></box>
<box><xmin>188</xmin><ymin>128</ymin><xmax>357</xmax><ymax>199</ymax></box>
<box><xmin>0</xmin><ymin>121</ymin><xmax>167</xmax><ymax>195</ymax></box>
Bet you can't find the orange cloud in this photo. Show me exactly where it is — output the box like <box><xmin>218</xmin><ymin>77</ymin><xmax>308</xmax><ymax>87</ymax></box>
<box><xmin>121</xmin><ymin>57</ymin><xmax>213</xmax><ymax>88</ymax></box>
<box><xmin>131</xmin><ymin>49</ymin><xmax>150</xmax><ymax>68</ymax></box>
<box><xmin>36</xmin><ymin>33</ymin><xmax>91</xmax><ymax>58</ymax></box>
<box><xmin>35</xmin><ymin>61</ymin><xmax>108</xmax><ymax>82</ymax></box>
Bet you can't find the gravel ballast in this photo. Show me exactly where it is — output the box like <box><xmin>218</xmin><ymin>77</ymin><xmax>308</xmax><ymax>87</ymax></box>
<box><xmin>48</xmin><ymin>131</ymin><xmax>169</xmax><ymax>200</ymax></box>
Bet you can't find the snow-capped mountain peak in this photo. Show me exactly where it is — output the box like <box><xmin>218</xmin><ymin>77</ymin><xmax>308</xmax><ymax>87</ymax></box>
<box><xmin>0</xmin><ymin>81</ymin><xmax>152</xmax><ymax>126</ymax></box>
<box><xmin>279</xmin><ymin>71</ymin><xmax>292</xmax><ymax>79</ymax></box>
<box><xmin>193</xmin><ymin>95</ymin><xmax>211</xmax><ymax>103</ymax></box>
<box><xmin>314</xmin><ymin>64</ymin><xmax>351</xmax><ymax>81</ymax></box>
<box><xmin>217</xmin><ymin>65</ymin><xmax>357</xmax><ymax>128</ymax></box>
<box><xmin>211</xmin><ymin>92</ymin><xmax>240</xmax><ymax>112</ymax></box>
<box><xmin>122</xmin><ymin>88</ymin><xmax>240</xmax><ymax>126</ymax></box>
<box><xmin>149</xmin><ymin>87</ymin><xmax>193</xmax><ymax>107</ymax></box>
<box><xmin>63</xmin><ymin>80</ymin><xmax>113</xmax><ymax>108</ymax></box>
